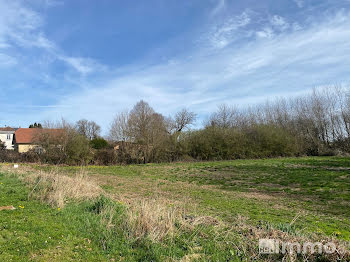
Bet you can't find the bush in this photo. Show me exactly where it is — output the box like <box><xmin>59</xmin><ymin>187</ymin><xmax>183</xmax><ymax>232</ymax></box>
<box><xmin>183</xmin><ymin>124</ymin><xmax>301</xmax><ymax>161</ymax></box>
<box><xmin>65</xmin><ymin>132</ymin><xmax>93</xmax><ymax>165</ymax></box>
<box><xmin>244</xmin><ymin>125</ymin><xmax>301</xmax><ymax>158</ymax></box>
<box><xmin>0</xmin><ymin>150</ymin><xmax>40</xmax><ymax>163</ymax></box>
<box><xmin>90</xmin><ymin>138</ymin><xmax>109</xmax><ymax>150</ymax></box>
<box><xmin>93</xmin><ymin>149</ymin><xmax>118</xmax><ymax>165</ymax></box>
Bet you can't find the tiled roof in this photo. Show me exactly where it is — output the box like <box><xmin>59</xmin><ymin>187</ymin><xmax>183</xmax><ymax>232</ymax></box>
<box><xmin>0</xmin><ymin>127</ymin><xmax>16</xmax><ymax>131</ymax></box>
<box><xmin>15</xmin><ymin>128</ymin><xmax>65</xmax><ymax>144</ymax></box>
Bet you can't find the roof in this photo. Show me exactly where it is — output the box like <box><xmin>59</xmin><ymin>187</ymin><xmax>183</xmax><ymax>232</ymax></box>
<box><xmin>0</xmin><ymin>127</ymin><xmax>16</xmax><ymax>131</ymax></box>
<box><xmin>15</xmin><ymin>128</ymin><xmax>65</xmax><ymax>144</ymax></box>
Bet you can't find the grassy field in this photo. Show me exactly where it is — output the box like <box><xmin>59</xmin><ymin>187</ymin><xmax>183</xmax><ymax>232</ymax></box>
<box><xmin>0</xmin><ymin>157</ymin><xmax>349</xmax><ymax>261</ymax></box>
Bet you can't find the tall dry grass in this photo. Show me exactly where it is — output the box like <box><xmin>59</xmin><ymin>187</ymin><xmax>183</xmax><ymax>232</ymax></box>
<box><xmin>123</xmin><ymin>198</ymin><xmax>184</xmax><ymax>242</ymax></box>
<box><xmin>227</xmin><ymin>215</ymin><xmax>350</xmax><ymax>262</ymax></box>
<box><xmin>23</xmin><ymin>169</ymin><xmax>101</xmax><ymax>208</ymax></box>
<box><xmin>122</xmin><ymin>197</ymin><xmax>221</xmax><ymax>243</ymax></box>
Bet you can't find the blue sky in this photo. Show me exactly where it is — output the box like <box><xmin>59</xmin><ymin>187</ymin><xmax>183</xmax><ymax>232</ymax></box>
<box><xmin>1</xmin><ymin>0</ymin><xmax>350</xmax><ymax>133</ymax></box>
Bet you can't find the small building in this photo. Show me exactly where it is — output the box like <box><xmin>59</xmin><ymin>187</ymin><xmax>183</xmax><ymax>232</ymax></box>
<box><xmin>14</xmin><ymin>128</ymin><xmax>65</xmax><ymax>153</ymax></box>
<box><xmin>0</xmin><ymin>127</ymin><xmax>17</xmax><ymax>150</ymax></box>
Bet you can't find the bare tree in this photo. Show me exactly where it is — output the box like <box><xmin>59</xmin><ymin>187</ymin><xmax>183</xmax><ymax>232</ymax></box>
<box><xmin>88</xmin><ymin>121</ymin><xmax>101</xmax><ymax>140</ymax></box>
<box><xmin>109</xmin><ymin>111</ymin><xmax>130</xmax><ymax>141</ymax></box>
<box><xmin>75</xmin><ymin>119</ymin><xmax>88</xmax><ymax>137</ymax></box>
<box><xmin>75</xmin><ymin>119</ymin><xmax>101</xmax><ymax>140</ymax></box>
<box><xmin>172</xmin><ymin>108</ymin><xmax>196</xmax><ymax>133</ymax></box>
<box><xmin>128</xmin><ymin>100</ymin><xmax>155</xmax><ymax>144</ymax></box>
<box><xmin>208</xmin><ymin>104</ymin><xmax>237</xmax><ymax>128</ymax></box>
<box><xmin>150</xmin><ymin>112</ymin><xmax>169</xmax><ymax>144</ymax></box>
<box><xmin>42</xmin><ymin>118</ymin><xmax>72</xmax><ymax>129</ymax></box>
<box><xmin>336</xmin><ymin>86</ymin><xmax>350</xmax><ymax>138</ymax></box>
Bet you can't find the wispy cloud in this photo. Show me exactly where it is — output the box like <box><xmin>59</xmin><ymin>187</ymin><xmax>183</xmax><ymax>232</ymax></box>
<box><xmin>0</xmin><ymin>53</ymin><xmax>17</xmax><ymax>67</ymax></box>
<box><xmin>44</xmin><ymin>0</ymin><xmax>64</xmax><ymax>7</ymax></box>
<box><xmin>256</xmin><ymin>27</ymin><xmax>274</xmax><ymax>39</ymax></box>
<box><xmin>270</xmin><ymin>15</ymin><xmax>289</xmax><ymax>31</ymax></box>
<box><xmin>206</xmin><ymin>10</ymin><xmax>251</xmax><ymax>48</ymax></box>
<box><xmin>211</xmin><ymin>0</ymin><xmax>226</xmax><ymax>17</ymax></box>
<box><xmin>1</xmin><ymin>0</ymin><xmax>350</xmax><ymax>132</ymax></box>
<box><xmin>293</xmin><ymin>0</ymin><xmax>304</xmax><ymax>8</ymax></box>
<box><xmin>0</xmin><ymin>0</ymin><xmax>42</xmax><ymax>48</ymax></box>
<box><xmin>0</xmin><ymin>0</ymin><xmax>102</xmax><ymax>75</ymax></box>
<box><xmin>40</xmin><ymin>9</ymin><xmax>350</xmax><ymax>130</ymax></box>
<box><xmin>59</xmin><ymin>56</ymin><xmax>106</xmax><ymax>75</ymax></box>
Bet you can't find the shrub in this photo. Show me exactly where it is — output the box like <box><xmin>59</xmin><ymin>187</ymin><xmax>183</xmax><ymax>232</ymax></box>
<box><xmin>183</xmin><ymin>124</ymin><xmax>301</xmax><ymax>160</ymax></box>
<box><xmin>90</xmin><ymin>138</ymin><xmax>109</xmax><ymax>150</ymax></box>
<box><xmin>93</xmin><ymin>149</ymin><xmax>118</xmax><ymax>165</ymax></box>
<box><xmin>65</xmin><ymin>131</ymin><xmax>93</xmax><ymax>165</ymax></box>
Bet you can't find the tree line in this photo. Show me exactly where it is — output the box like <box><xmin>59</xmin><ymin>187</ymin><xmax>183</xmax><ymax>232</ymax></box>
<box><xmin>1</xmin><ymin>86</ymin><xmax>349</xmax><ymax>165</ymax></box>
<box><xmin>106</xmin><ymin>86</ymin><xmax>350</xmax><ymax>162</ymax></box>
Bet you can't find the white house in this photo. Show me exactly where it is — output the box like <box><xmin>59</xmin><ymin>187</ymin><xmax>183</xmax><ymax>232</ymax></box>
<box><xmin>0</xmin><ymin>127</ymin><xmax>16</xmax><ymax>150</ymax></box>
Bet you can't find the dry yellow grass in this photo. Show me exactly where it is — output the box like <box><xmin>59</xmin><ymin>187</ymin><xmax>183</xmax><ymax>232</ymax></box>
<box><xmin>0</xmin><ymin>165</ymin><xmax>102</xmax><ymax>208</ymax></box>
<box><xmin>226</xmin><ymin>215</ymin><xmax>350</xmax><ymax>262</ymax></box>
<box><xmin>24</xmin><ymin>169</ymin><xmax>102</xmax><ymax>208</ymax></box>
<box><xmin>123</xmin><ymin>198</ymin><xmax>185</xmax><ymax>242</ymax></box>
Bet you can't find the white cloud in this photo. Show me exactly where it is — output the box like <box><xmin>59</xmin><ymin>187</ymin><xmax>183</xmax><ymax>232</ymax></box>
<box><xmin>0</xmin><ymin>0</ymin><xmax>57</xmax><ymax>54</ymax></box>
<box><xmin>28</xmin><ymin>0</ymin><xmax>64</xmax><ymax>8</ymax></box>
<box><xmin>38</xmin><ymin>10</ymin><xmax>350</xmax><ymax>131</ymax></box>
<box><xmin>270</xmin><ymin>15</ymin><xmax>289</xmax><ymax>31</ymax></box>
<box><xmin>211</xmin><ymin>0</ymin><xmax>226</xmax><ymax>16</ymax></box>
<box><xmin>208</xmin><ymin>11</ymin><xmax>251</xmax><ymax>48</ymax></box>
<box><xmin>292</xmin><ymin>22</ymin><xmax>302</xmax><ymax>31</ymax></box>
<box><xmin>59</xmin><ymin>56</ymin><xmax>106</xmax><ymax>74</ymax></box>
<box><xmin>293</xmin><ymin>0</ymin><xmax>304</xmax><ymax>8</ymax></box>
<box><xmin>2</xmin><ymin>2</ymin><xmax>350</xmax><ymax>132</ymax></box>
<box><xmin>0</xmin><ymin>53</ymin><xmax>17</xmax><ymax>67</ymax></box>
<box><xmin>256</xmin><ymin>15</ymin><xmax>289</xmax><ymax>38</ymax></box>
<box><xmin>60</xmin><ymin>56</ymin><xmax>94</xmax><ymax>75</ymax></box>
<box><xmin>0</xmin><ymin>0</ymin><xmax>101</xmax><ymax>74</ymax></box>
<box><xmin>256</xmin><ymin>27</ymin><xmax>274</xmax><ymax>38</ymax></box>
<box><xmin>35</xmin><ymin>34</ymin><xmax>55</xmax><ymax>49</ymax></box>
<box><xmin>0</xmin><ymin>0</ymin><xmax>42</xmax><ymax>47</ymax></box>
<box><xmin>208</xmin><ymin>13</ymin><xmax>292</xmax><ymax>48</ymax></box>
<box><xmin>44</xmin><ymin>0</ymin><xmax>64</xmax><ymax>7</ymax></box>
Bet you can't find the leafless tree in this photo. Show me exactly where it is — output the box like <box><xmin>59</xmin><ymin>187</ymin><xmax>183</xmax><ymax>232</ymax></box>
<box><xmin>106</xmin><ymin>87</ymin><xmax>350</xmax><ymax>162</ymax></box>
<box><xmin>109</xmin><ymin>111</ymin><xmax>130</xmax><ymax>141</ymax></box>
<box><xmin>42</xmin><ymin>118</ymin><xmax>72</xmax><ymax>129</ymax></box>
<box><xmin>207</xmin><ymin>104</ymin><xmax>237</xmax><ymax>128</ymax></box>
<box><xmin>172</xmin><ymin>108</ymin><xmax>196</xmax><ymax>133</ymax></box>
<box><xmin>127</xmin><ymin>100</ymin><xmax>155</xmax><ymax>144</ymax></box>
<box><xmin>75</xmin><ymin>119</ymin><xmax>101</xmax><ymax>140</ymax></box>
<box><xmin>150</xmin><ymin>113</ymin><xmax>169</xmax><ymax>144</ymax></box>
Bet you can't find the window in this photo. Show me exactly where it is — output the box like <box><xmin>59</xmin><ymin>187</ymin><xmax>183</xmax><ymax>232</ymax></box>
<box><xmin>7</xmin><ymin>134</ymin><xmax>11</xmax><ymax>140</ymax></box>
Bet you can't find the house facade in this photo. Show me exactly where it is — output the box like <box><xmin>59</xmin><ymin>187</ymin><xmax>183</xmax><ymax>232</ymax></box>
<box><xmin>14</xmin><ymin>128</ymin><xmax>65</xmax><ymax>153</ymax></box>
<box><xmin>15</xmin><ymin>128</ymin><xmax>40</xmax><ymax>153</ymax></box>
<box><xmin>0</xmin><ymin>127</ymin><xmax>17</xmax><ymax>150</ymax></box>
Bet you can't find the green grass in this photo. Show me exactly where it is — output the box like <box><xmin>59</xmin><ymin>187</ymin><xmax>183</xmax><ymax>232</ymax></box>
<box><xmin>37</xmin><ymin>157</ymin><xmax>350</xmax><ymax>240</ymax></box>
<box><xmin>0</xmin><ymin>173</ymin><xmax>170</xmax><ymax>261</ymax></box>
<box><xmin>1</xmin><ymin>156</ymin><xmax>350</xmax><ymax>261</ymax></box>
<box><xmin>0</xmin><ymin>171</ymin><xmax>246</xmax><ymax>261</ymax></box>
<box><xmin>0</xmin><ymin>172</ymin><xmax>102</xmax><ymax>261</ymax></box>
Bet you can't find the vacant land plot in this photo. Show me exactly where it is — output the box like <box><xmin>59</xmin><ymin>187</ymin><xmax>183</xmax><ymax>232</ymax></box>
<box><xmin>0</xmin><ymin>157</ymin><xmax>349</xmax><ymax>261</ymax></box>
